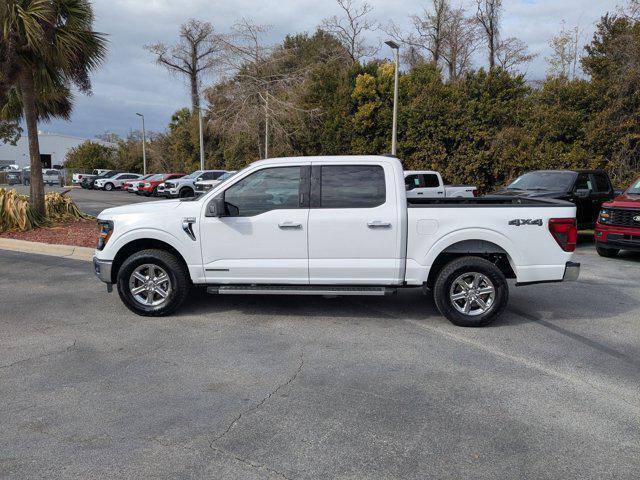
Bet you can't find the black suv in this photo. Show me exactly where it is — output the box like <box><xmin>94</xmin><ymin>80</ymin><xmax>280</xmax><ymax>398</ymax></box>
<box><xmin>492</xmin><ymin>170</ymin><xmax>616</xmax><ymax>229</ymax></box>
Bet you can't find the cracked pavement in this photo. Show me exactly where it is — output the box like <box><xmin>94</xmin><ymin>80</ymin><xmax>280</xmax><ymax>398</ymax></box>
<box><xmin>1</xmin><ymin>245</ymin><xmax>639</xmax><ymax>479</ymax></box>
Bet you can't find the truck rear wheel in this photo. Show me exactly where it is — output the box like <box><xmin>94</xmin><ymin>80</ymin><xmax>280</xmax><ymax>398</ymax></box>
<box><xmin>116</xmin><ymin>249</ymin><xmax>191</xmax><ymax>316</ymax></box>
<box><xmin>433</xmin><ymin>256</ymin><xmax>508</xmax><ymax>327</ymax></box>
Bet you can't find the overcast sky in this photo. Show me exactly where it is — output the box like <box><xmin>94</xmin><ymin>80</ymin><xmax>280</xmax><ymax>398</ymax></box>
<box><xmin>42</xmin><ymin>0</ymin><xmax>619</xmax><ymax>139</ymax></box>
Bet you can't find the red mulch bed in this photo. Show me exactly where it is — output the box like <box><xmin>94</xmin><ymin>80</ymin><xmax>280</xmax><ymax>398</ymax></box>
<box><xmin>0</xmin><ymin>218</ymin><xmax>97</xmax><ymax>248</ymax></box>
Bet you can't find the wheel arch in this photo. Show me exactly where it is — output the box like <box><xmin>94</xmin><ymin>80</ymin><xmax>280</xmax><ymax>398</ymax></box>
<box><xmin>110</xmin><ymin>238</ymin><xmax>189</xmax><ymax>284</ymax></box>
<box><xmin>425</xmin><ymin>238</ymin><xmax>517</xmax><ymax>288</ymax></box>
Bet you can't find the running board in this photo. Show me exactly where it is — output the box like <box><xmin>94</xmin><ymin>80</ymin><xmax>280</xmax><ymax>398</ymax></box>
<box><xmin>207</xmin><ymin>285</ymin><xmax>396</xmax><ymax>296</ymax></box>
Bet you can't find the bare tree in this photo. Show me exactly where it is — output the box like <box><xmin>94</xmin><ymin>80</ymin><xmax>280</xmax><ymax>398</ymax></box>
<box><xmin>496</xmin><ymin>37</ymin><xmax>536</xmax><ymax>74</ymax></box>
<box><xmin>621</xmin><ymin>0</ymin><xmax>640</xmax><ymax>20</ymax></box>
<box><xmin>146</xmin><ymin>19</ymin><xmax>222</xmax><ymax>111</ymax></box>
<box><xmin>321</xmin><ymin>0</ymin><xmax>376</xmax><ymax>62</ymax></box>
<box><xmin>475</xmin><ymin>0</ymin><xmax>502</xmax><ymax>69</ymax></box>
<box><xmin>385</xmin><ymin>0</ymin><xmax>451</xmax><ymax>66</ymax></box>
<box><xmin>547</xmin><ymin>21</ymin><xmax>581</xmax><ymax>79</ymax></box>
<box><xmin>208</xmin><ymin>19</ymin><xmax>319</xmax><ymax>159</ymax></box>
<box><xmin>441</xmin><ymin>5</ymin><xmax>479</xmax><ymax>80</ymax></box>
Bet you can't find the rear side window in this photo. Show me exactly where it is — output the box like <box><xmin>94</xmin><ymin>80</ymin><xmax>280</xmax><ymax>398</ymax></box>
<box><xmin>320</xmin><ymin>165</ymin><xmax>386</xmax><ymax>208</ymax></box>
<box><xmin>211</xmin><ymin>171</ymin><xmax>226</xmax><ymax>179</ymax></box>
<box><xmin>423</xmin><ymin>174</ymin><xmax>440</xmax><ymax>188</ymax></box>
<box><xmin>592</xmin><ymin>173</ymin><xmax>611</xmax><ymax>192</ymax></box>
<box><xmin>200</xmin><ymin>171</ymin><xmax>217</xmax><ymax>181</ymax></box>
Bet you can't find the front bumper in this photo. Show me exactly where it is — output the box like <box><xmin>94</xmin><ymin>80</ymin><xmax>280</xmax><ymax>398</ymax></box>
<box><xmin>595</xmin><ymin>222</ymin><xmax>640</xmax><ymax>252</ymax></box>
<box><xmin>93</xmin><ymin>256</ymin><xmax>113</xmax><ymax>289</ymax></box>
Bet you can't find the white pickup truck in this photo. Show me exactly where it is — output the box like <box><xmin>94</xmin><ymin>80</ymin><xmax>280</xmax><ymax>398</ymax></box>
<box><xmin>405</xmin><ymin>170</ymin><xmax>477</xmax><ymax>198</ymax></box>
<box><xmin>93</xmin><ymin>155</ymin><xmax>580</xmax><ymax>327</ymax></box>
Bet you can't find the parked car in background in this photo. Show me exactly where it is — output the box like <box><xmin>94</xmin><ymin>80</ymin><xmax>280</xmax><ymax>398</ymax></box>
<box><xmin>93</xmin><ymin>155</ymin><xmax>579</xmax><ymax>327</ymax></box>
<box><xmin>5</xmin><ymin>170</ymin><xmax>22</xmax><ymax>185</ymax></box>
<box><xmin>136</xmin><ymin>173</ymin><xmax>184</xmax><ymax>197</ymax></box>
<box><xmin>82</xmin><ymin>170</ymin><xmax>121</xmax><ymax>189</ymax></box>
<box><xmin>124</xmin><ymin>174</ymin><xmax>154</xmax><ymax>193</ymax></box>
<box><xmin>42</xmin><ymin>169</ymin><xmax>62</xmax><ymax>186</ymax></box>
<box><xmin>163</xmin><ymin>170</ymin><xmax>228</xmax><ymax>198</ymax></box>
<box><xmin>95</xmin><ymin>172</ymin><xmax>142</xmax><ymax>191</ymax></box>
<box><xmin>404</xmin><ymin>171</ymin><xmax>477</xmax><ymax>199</ymax></box>
<box><xmin>492</xmin><ymin>169</ymin><xmax>616</xmax><ymax>229</ymax></box>
<box><xmin>595</xmin><ymin>177</ymin><xmax>640</xmax><ymax>257</ymax></box>
<box><xmin>73</xmin><ymin>169</ymin><xmax>111</xmax><ymax>186</ymax></box>
<box><xmin>194</xmin><ymin>171</ymin><xmax>237</xmax><ymax>195</ymax></box>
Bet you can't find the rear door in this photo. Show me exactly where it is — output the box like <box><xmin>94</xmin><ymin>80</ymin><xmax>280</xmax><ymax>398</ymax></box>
<box><xmin>590</xmin><ymin>172</ymin><xmax>614</xmax><ymax>221</ymax></box>
<box><xmin>308</xmin><ymin>162</ymin><xmax>401</xmax><ymax>285</ymax></box>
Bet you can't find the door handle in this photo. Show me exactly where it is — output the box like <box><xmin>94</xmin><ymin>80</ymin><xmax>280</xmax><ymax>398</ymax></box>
<box><xmin>367</xmin><ymin>221</ymin><xmax>392</xmax><ymax>229</ymax></box>
<box><xmin>417</xmin><ymin>192</ymin><xmax>424</xmax><ymax>195</ymax></box>
<box><xmin>278</xmin><ymin>222</ymin><xmax>302</xmax><ymax>229</ymax></box>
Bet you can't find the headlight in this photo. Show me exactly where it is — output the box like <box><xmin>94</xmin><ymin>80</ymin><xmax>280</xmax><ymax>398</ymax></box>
<box><xmin>599</xmin><ymin>209</ymin><xmax>611</xmax><ymax>223</ymax></box>
<box><xmin>97</xmin><ymin>220</ymin><xmax>114</xmax><ymax>250</ymax></box>
<box><xmin>203</xmin><ymin>184</ymin><xmax>212</xmax><ymax>191</ymax></box>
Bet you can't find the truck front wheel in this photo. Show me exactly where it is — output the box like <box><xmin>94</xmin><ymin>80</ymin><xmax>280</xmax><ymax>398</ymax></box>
<box><xmin>433</xmin><ymin>256</ymin><xmax>508</xmax><ymax>327</ymax></box>
<box><xmin>116</xmin><ymin>249</ymin><xmax>191</xmax><ymax>316</ymax></box>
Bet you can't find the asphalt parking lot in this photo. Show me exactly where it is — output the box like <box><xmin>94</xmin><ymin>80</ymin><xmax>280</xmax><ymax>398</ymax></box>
<box><xmin>9</xmin><ymin>185</ymin><xmax>157</xmax><ymax>216</ymax></box>
<box><xmin>1</xmin><ymin>243</ymin><xmax>639</xmax><ymax>479</ymax></box>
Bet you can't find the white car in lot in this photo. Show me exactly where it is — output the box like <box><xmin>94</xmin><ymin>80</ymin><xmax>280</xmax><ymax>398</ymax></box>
<box><xmin>94</xmin><ymin>172</ymin><xmax>142</xmax><ymax>191</ymax></box>
<box><xmin>194</xmin><ymin>171</ymin><xmax>237</xmax><ymax>195</ymax></box>
<box><xmin>93</xmin><ymin>155</ymin><xmax>580</xmax><ymax>327</ymax></box>
<box><xmin>404</xmin><ymin>171</ymin><xmax>477</xmax><ymax>198</ymax></box>
<box><xmin>73</xmin><ymin>169</ymin><xmax>111</xmax><ymax>185</ymax></box>
<box><xmin>163</xmin><ymin>170</ymin><xmax>228</xmax><ymax>198</ymax></box>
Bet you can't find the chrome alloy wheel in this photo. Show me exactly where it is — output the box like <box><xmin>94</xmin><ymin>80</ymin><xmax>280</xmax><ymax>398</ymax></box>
<box><xmin>449</xmin><ymin>272</ymin><xmax>495</xmax><ymax>316</ymax></box>
<box><xmin>128</xmin><ymin>264</ymin><xmax>172</xmax><ymax>307</ymax></box>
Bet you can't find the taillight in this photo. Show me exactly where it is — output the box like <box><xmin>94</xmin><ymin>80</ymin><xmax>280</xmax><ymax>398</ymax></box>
<box><xmin>473</xmin><ymin>189</ymin><xmax>478</xmax><ymax>197</ymax></box>
<box><xmin>549</xmin><ymin>218</ymin><xmax>577</xmax><ymax>252</ymax></box>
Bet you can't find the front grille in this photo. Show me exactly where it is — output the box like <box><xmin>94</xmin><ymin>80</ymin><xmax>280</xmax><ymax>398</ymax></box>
<box><xmin>608</xmin><ymin>208</ymin><xmax>640</xmax><ymax>227</ymax></box>
<box><xmin>164</xmin><ymin>182</ymin><xmax>174</xmax><ymax>189</ymax></box>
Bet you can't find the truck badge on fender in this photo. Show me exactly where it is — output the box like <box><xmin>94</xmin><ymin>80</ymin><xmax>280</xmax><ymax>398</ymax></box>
<box><xmin>509</xmin><ymin>219</ymin><xmax>543</xmax><ymax>226</ymax></box>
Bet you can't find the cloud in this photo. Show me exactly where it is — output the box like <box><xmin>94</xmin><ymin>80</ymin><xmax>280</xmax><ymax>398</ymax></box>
<box><xmin>44</xmin><ymin>0</ymin><xmax>619</xmax><ymax>139</ymax></box>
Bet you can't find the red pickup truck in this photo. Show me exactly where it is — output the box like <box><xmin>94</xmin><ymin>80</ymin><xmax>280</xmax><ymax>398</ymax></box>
<box><xmin>595</xmin><ymin>177</ymin><xmax>640</xmax><ymax>257</ymax></box>
<box><xmin>136</xmin><ymin>173</ymin><xmax>184</xmax><ymax>197</ymax></box>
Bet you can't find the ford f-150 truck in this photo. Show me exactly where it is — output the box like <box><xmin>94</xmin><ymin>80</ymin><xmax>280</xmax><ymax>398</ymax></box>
<box><xmin>404</xmin><ymin>171</ymin><xmax>477</xmax><ymax>198</ymax></box>
<box><xmin>93</xmin><ymin>156</ymin><xmax>580</xmax><ymax>327</ymax></box>
<box><xmin>595</xmin><ymin>177</ymin><xmax>640</xmax><ymax>257</ymax></box>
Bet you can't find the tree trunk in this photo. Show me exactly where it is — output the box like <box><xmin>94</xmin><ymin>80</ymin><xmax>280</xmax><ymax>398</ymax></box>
<box><xmin>190</xmin><ymin>71</ymin><xmax>200</xmax><ymax>112</ymax></box>
<box><xmin>20</xmin><ymin>71</ymin><xmax>45</xmax><ymax>216</ymax></box>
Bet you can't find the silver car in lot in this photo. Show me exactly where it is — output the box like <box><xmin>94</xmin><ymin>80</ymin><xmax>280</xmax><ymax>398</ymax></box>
<box><xmin>163</xmin><ymin>170</ymin><xmax>228</xmax><ymax>198</ymax></box>
<box><xmin>194</xmin><ymin>170</ymin><xmax>237</xmax><ymax>195</ymax></box>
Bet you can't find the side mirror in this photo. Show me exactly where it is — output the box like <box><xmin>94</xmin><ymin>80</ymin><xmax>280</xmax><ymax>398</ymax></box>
<box><xmin>405</xmin><ymin>183</ymin><xmax>414</xmax><ymax>191</ymax></box>
<box><xmin>575</xmin><ymin>189</ymin><xmax>590</xmax><ymax>199</ymax></box>
<box><xmin>614</xmin><ymin>190</ymin><xmax>623</xmax><ymax>197</ymax></box>
<box><xmin>206</xmin><ymin>195</ymin><xmax>226</xmax><ymax>217</ymax></box>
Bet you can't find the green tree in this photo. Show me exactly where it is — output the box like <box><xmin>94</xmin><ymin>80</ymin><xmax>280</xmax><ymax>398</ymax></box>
<box><xmin>64</xmin><ymin>141</ymin><xmax>116</xmax><ymax>171</ymax></box>
<box><xmin>0</xmin><ymin>121</ymin><xmax>21</xmax><ymax>145</ymax></box>
<box><xmin>0</xmin><ymin>0</ymin><xmax>106</xmax><ymax>214</ymax></box>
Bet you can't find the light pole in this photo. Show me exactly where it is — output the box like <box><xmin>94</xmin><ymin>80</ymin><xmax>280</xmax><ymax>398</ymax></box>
<box><xmin>136</xmin><ymin>113</ymin><xmax>147</xmax><ymax>175</ymax></box>
<box><xmin>198</xmin><ymin>106</ymin><xmax>205</xmax><ymax>170</ymax></box>
<box><xmin>385</xmin><ymin>40</ymin><xmax>400</xmax><ymax>156</ymax></box>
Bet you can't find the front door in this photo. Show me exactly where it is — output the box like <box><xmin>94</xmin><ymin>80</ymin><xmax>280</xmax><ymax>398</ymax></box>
<box><xmin>200</xmin><ymin>166</ymin><xmax>310</xmax><ymax>284</ymax></box>
<box><xmin>573</xmin><ymin>173</ymin><xmax>595</xmax><ymax>228</ymax></box>
<box><xmin>307</xmin><ymin>163</ymin><xmax>402</xmax><ymax>285</ymax></box>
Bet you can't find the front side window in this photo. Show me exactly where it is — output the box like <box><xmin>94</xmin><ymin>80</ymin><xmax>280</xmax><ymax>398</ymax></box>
<box><xmin>575</xmin><ymin>173</ymin><xmax>593</xmax><ymax>191</ymax></box>
<box><xmin>320</xmin><ymin>165</ymin><xmax>386</xmax><ymax>208</ymax></box>
<box><xmin>405</xmin><ymin>174</ymin><xmax>423</xmax><ymax>189</ymax></box>
<box><xmin>224</xmin><ymin>167</ymin><xmax>301</xmax><ymax>217</ymax></box>
<box><xmin>592</xmin><ymin>173</ymin><xmax>611</xmax><ymax>193</ymax></box>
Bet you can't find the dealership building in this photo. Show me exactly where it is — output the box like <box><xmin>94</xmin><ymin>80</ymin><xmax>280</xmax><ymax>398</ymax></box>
<box><xmin>0</xmin><ymin>132</ymin><xmax>112</xmax><ymax>169</ymax></box>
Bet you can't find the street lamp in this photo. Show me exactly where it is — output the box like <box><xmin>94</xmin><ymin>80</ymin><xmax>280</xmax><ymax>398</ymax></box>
<box><xmin>385</xmin><ymin>40</ymin><xmax>400</xmax><ymax>156</ymax></box>
<box><xmin>136</xmin><ymin>113</ymin><xmax>147</xmax><ymax>175</ymax></box>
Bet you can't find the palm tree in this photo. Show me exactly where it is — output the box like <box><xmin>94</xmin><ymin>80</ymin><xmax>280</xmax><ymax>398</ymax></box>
<box><xmin>0</xmin><ymin>0</ymin><xmax>106</xmax><ymax>214</ymax></box>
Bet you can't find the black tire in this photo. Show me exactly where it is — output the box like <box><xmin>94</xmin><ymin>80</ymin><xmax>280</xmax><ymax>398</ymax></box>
<box><xmin>433</xmin><ymin>256</ymin><xmax>508</xmax><ymax>327</ymax></box>
<box><xmin>116</xmin><ymin>249</ymin><xmax>191</xmax><ymax>316</ymax></box>
<box><xmin>179</xmin><ymin>187</ymin><xmax>194</xmax><ymax>198</ymax></box>
<box><xmin>596</xmin><ymin>246</ymin><xmax>619</xmax><ymax>258</ymax></box>
<box><xmin>151</xmin><ymin>187</ymin><xmax>158</xmax><ymax>197</ymax></box>
<box><xmin>104</xmin><ymin>182</ymin><xmax>114</xmax><ymax>191</ymax></box>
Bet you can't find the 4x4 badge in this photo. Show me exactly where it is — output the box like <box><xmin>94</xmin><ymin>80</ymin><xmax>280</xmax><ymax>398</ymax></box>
<box><xmin>509</xmin><ymin>219</ymin><xmax>543</xmax><ymax>226</ymax></box>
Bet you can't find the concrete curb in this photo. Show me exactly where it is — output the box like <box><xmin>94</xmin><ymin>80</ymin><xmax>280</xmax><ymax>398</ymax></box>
<box><xmin>0</xmin><ymin>238</ymin><xmax>93</xmax><ymax>262</ymax></box>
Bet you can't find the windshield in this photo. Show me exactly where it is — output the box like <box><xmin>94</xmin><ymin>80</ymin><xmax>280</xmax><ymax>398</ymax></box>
<box><xmin>507</xmin><ymin>171</ymin><xmax>575</xmax><ymax>191</ymax></box>
<box><xmin>145</xmin><ymin>174</ymin><xmax>163</xmax><ymax>181</ymax></box>
<box><xmin>627</xmin><ymin>178</ymin><xmax>640</xmax><ymax>195</ymax></box>
<box><xmin>216</xmin><ymin>171</ymin><xmax>236</xmax><ymax>181</ymax></box>
<box><xmin>184</xmin><ymin>170</ymin><xmax>204</xmax><ymax>180</ymax></box>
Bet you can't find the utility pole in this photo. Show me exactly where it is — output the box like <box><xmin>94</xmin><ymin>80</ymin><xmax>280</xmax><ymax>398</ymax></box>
<box><xmin>385</xmin><ymin>40</ymin><xmax>400</xmax><ymax>156</ymax></box>
<box><xmin>136</xmin><ymin>113</ymin><xmax>147</xmax><ymax>175</ymax></box>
